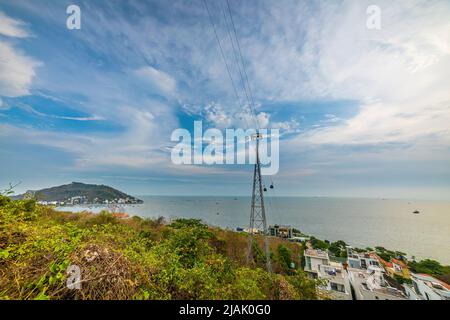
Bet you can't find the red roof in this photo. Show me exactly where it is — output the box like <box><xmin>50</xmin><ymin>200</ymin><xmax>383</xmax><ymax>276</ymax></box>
<box><xmin>372</xmin><ymin>253</ymin><xmax>392</xmax><ymax>267</ymax></box>
<box><xmin>392</xmin><ymin>258</ymin><xmax>407</xmax><ymax>268</ymax></box>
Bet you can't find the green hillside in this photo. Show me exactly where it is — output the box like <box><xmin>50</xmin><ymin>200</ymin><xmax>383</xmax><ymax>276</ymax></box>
<box><xmin>13</xmin><ymin>182</ymin><xmax>143</xmax><ymax>204</ymax></box>
<box><xmin>0</xmin><ymin>195</ymin><xmax>319</xmax><ymax>300</ymax></box>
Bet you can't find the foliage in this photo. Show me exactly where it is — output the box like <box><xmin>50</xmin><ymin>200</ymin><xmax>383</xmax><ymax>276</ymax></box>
<box><xmin>11</xmin><ymin>182</ymin><xmax>142</xmax><ymax>203</ymax></box>
<box><xmin>309</xmin><ymin>237</ymin><xmax>329</xmax><ymax>251</ymax></box>
<box><xmin>408</xmin><ymin>259</ymin><xmax>450</xmax><ymax>279</ymax></box>
<box><xmin>375</xmin><ymin>246</ymin><xmax>407</xmax><ymax>262</ymax></box>
<box><xmin>328</xmin><ymin>240</ymin><xmax>347</xmax><ymax>258</ymax></box>
<box><xmin>0</xmin><ymin>198</ymin><xmax>319</xmax><ymax>300</ymax></box>
<box><xmin>393</xmin><ymin>273</ymin><xmax>411</xmax><ymax>285</ymax></box>
<box><xmin>276</xmin><ymin>244</ymin><xmax>293</xmax><ymax>272</ymax></box>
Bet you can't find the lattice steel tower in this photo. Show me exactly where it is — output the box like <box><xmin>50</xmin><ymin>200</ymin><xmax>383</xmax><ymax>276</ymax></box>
<box><xmin>247</xmin><ymin>133</ymin><xmax>272</xmax><ymax>273</ymax></box>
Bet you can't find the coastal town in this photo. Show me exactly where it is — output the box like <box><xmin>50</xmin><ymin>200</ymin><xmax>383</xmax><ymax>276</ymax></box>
<box><xmin>36</xmin><ymin>196</ymin><xmax>142</xmax><ymax>206</ymax></box>
<box><xmin>243</xmin><ymin>224</ymin><xmax>450</xmax><ymax>300</ymax></box>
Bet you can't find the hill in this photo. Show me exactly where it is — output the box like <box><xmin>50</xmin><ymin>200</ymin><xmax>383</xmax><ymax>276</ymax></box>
<box><xmin>0</xmin><ymin>195</ymin><xmax>318</xmax><ymax>300</ymax></box>
<box><xmin>13</xmin><ymin>182</ymin><xmax>143</xmax><ymax>205</ymax></box>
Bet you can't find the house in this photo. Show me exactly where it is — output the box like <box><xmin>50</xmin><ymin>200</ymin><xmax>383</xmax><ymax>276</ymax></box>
<box><xmin>304</xmin><ymin>249</ymin><xmax>352</xmax><ymax>300</ymax></box>
<box><xmin>346</xmin><ymin>246</ymin><xmax>381</xmax><ymax>270</ymax></box>
<box><xmin>376</xmin><ymin>256</ymin><xmax>411</xmax><ymax>280</ymax></box>
<box><xmin>391</xmin><ymin>259</ymin><xmax>410</xmax><ymax>278</ymax></box>
<box><xmin>347</xmin><ymin>265</ymin><xmax>406</xmax><ymax>300</ymax></box>
<box><xmin>268</xmin><ymin>225</ymin><xmax>293</xmax><ymax>239</ymax></box>
<box><xmin>345</xmin><ymin>247</ymin><xmax>406</xmax><ymax>300</ymax></box>
<box><xmin>404</xmin><ymin>273</ymin><xmax>450</xmax><ymax>300</ymax></box>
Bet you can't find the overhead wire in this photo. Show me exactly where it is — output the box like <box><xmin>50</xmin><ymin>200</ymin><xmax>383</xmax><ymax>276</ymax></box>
<box><xmin>225</xmin><ymin>0</ymin><xmax>260</xmax><ymax>131</ymax></box>
<box><xmin>220</xmin><ymin>0</ymin><xmax>257</xmax><ymax>130</ymax></box>
<box><xmin>204</xmin><ymin>0</ymin><xmax>281</xmax><ymax>224</ymax></box>
<box><xmin>224</xmin><ymin>0</ymin><xmax>282</xmax><ymax>224</ymax></box>
<box><xmin>202</xmin><ymin>0</ymin><xmax>246</xmax><ymax>124</ymax></box>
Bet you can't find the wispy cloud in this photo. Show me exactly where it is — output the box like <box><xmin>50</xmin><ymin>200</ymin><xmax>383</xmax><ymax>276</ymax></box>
<box><xmin>0</xmin><ymin>11</ymin><xmax>30</xmax><ymax>38</ymax></box>
<box><xmin>133</xmin><ymin>66</ymin><xmax>177</xmax><ymax>95</ymax></box>
<box><xmin>0</xmin><ymin>11</ymin><xmax>40</xmax><ymax>98</ymax></box>
<box><xmin>1</xmin><ymin>0</ymin><xmax>450</xmax><ymax>198</ymax></box>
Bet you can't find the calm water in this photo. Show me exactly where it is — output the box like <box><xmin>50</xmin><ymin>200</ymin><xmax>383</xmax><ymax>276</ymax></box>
<box><xmin>58</xmin><ymin>196</ymin><xmax>450</xmax><ymax>264</ymax></box>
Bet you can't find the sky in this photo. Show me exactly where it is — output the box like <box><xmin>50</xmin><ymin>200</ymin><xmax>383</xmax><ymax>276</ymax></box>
<box><xmin>0</xmin><ymin>0</ymin><xmax>450</xmax><ymax>199</ymax></box>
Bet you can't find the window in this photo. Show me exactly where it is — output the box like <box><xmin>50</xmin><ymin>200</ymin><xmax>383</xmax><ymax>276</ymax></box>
<box><xmin>330</xmin><ymin>282</ymin><xmax>338</xmax><ymax>291</ymax></box>
<box><xmin>330</xmin><ymin>282</ymin><xmax>345</xmax><ymax>293</ymax></box>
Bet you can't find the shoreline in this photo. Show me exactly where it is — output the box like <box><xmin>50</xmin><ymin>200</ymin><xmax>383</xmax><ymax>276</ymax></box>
<box><xmin>53</xmin><ymin>202</ymin><xmax>450</xmax><ymax>267</ymax></box>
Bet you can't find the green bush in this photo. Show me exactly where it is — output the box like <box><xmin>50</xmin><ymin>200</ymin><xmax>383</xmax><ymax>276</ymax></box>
<box><xmin>277</xmin><ymin>244</ymin><xmax>292</xmax><ymax>272</ymax></box>
<box><xmin>0</xmin><ymin>199</ymin><xmax>320</xmax><ymax>300</ymax></box>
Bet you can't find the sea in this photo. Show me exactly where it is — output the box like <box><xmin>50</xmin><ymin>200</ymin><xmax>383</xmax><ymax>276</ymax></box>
<box><xmin>57</xmin><ymin>196</ymin><xmax>450</xmax><ymax>265</ymax></box>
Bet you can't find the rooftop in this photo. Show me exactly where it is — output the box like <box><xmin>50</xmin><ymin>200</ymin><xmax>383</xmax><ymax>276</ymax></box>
<box><xmin>305</xmin><ymin>249</ymin><xmax>329</xmax><ymax>260</ymax></box>
<box><xmin>413</xmin><ymin>273</ymin><xmax>450</xmax><ymax>292</ymax></box>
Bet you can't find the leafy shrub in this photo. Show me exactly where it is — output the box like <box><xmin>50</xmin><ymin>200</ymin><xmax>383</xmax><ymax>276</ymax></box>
<box><xmin>0</xmin><ymin>199</ymin><xmax>320</xmax><ymax>300</ymax></box>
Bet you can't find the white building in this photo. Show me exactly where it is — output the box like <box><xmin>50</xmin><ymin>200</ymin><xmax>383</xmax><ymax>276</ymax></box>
<box><xmin>346</xmin><ymin>246</ymin><xmax>381</xmax><ymax>270</ymax></box>
<box><xmin>304</xmin><ymin>249</ymin><xmax>352</xmax><ymax>300</ymax></box>
<box><xmin>404</xmin><ymin>273</ymin><xmax>450</xmax><ymax>300</ymax></box>
<box><xmin>347</xmin><ymin>265</ymin><xmax>406</xmax><ymax>300</ymax></box>
<box><xmin>345</xmin><ymin>247</ymin><xmax>406</xmax><ymax>300</ymax></box>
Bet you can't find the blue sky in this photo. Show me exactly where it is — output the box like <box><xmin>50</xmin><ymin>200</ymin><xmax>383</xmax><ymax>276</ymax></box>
<box><xmin>1</xmin><ymin>0</ymin><xmax>450</xmax><ymax>199</ymax></box>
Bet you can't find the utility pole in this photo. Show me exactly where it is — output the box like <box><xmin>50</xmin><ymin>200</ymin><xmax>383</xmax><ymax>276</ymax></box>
<box><xmin>247</xmin><ymin>132</ymin><xmax>272</xmax><ymax>273</ymax></box>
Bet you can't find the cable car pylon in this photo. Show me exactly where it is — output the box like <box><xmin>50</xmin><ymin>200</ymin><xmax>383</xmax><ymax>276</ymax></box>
<box><xmin>247</xmin><ymin>132</ymin><xmax>272</xmax><ymax>273</ymax></box>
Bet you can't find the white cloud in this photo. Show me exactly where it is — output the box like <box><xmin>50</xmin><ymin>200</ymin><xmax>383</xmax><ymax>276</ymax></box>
<box><xmin>0</xmin><ymin>12</ymin><xmax>39</xmax><ymax>98</ymax></box>
<box><xmin>198</xmin><ymin>102</ymin><xmax>300</xmax><ymax>135</ymax></box>
<box><xmin>0</xmin><ymin>41</ymin><xmax>41</xmax><ymax>97</ymax></box>
<box><xmin>203</xmin><ymin>103</ymin><xmax>232</xmax><ymax>128</ymax></box>
<box><xmin>242</xmin><ymin>0</ymin><xmax>450</xmax><ymax>147</ymax></box>
<box><xmin>0</xmin><ymin>11</ymin><xmax>30</xmax><ymax>38</ymax></box>
<box><xmin>133</xmin><ymin>66</ymin><xmax>176</xmax><ymax>94</ymax></box>
<box><xmin>0</xmin><ymin>103</ymin><xmax>171</xmax><ymax>170</ymax></box>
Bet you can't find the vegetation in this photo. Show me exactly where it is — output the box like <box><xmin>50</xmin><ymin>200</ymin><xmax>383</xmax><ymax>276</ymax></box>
<box><xmin>374</xmin><ymin>246</ymin><xmax>407</xmax><ymax>262</ymax></box>
<box><xmin>309</xmin><ymin>237</ymin><xmax>347</xmax><ymax>258</ymax></box>
<box><xmin>12</xmin><ymin>182</ymin><xmax>142</xmax><ymax>203</ymax></box>
<box><xmin>0</xmin><ymin>196</ymin><xmax>319</xmax><ymax>300</ymax></box>
<box><xmin>327</xmin><ymin>240</ymin><xmax>348</xmax><ymax>258</ymax></box>
<box><xmin>408</xmin><ymin>259</ymin><xmax>450</xmax><ymax>284</ymax></box>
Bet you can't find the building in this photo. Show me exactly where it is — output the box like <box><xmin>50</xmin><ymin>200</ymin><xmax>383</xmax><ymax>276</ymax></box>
<box><xmin>289</xmin><ymin>236</ymin><xmax>310</xmax><ymax>243</ymax></box>
<box><xmin>376</xmin><ymin>256</ymin><xmax>411</xmax><ymax>280</ymax></box>
<box><xmin>268</xmin><ymin>225</ymin><xmax>293</xmax><ymax>239</ymax></box>
<box><xmin>404</xmin><ymin>273</ymin><xmax>450</xmax><ymax>300</ymax></box>
<box><xmin>345</xmin><ymin>247</ymin><xmax>406</xmax><ymax>300</ymax></box>
<box><xmin>346</xmin><ymin>246</ymin><xmax>381</xmax><ymax>270</ymax></box>
<box><xmin>347</xmin><ymin>265</ymin><xmax>406</xmax><ymax>300</ymax></box>
<box><xmin>304</xmin><ymin>249</ymin><xmax>352</xmax><ymax>300</ymax></box>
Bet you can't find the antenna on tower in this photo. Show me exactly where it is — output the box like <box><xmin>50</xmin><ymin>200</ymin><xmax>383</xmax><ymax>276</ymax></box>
<box><xmin>247</xmin><ymin>132</ymin><xmax>272</xmax><ymax>272</ymax></box>
<box><xmin>202</xmin><ymin>0</ymin><xmax>273</xmax><ymax>272</ymax></box>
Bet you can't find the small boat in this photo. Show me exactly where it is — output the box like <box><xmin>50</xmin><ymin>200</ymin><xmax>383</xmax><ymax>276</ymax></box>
<box><xmin>413</xmin><ymin>210</ymin><xmax>420</xmax><ymax>214</ymax></box>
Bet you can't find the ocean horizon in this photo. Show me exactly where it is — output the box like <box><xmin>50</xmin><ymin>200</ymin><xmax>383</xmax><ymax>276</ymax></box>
<box><xmin>57</xmin><ymin>195</ymin><xmax>450</xmax><ymax>265</ymax></box>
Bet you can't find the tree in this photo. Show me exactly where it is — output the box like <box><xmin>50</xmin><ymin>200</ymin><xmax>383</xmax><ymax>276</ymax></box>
<box><xmin>277</xmin><ymin>244</ymin><xmax>293</xmax><ymax>272</ymax></box>
<box><xmin>409</xmin><ymin>259</ymin><xmax>450</xmax><ymax>278</ymax></box>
